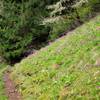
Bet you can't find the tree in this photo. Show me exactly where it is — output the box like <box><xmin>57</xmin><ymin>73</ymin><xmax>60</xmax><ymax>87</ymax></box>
<box><xmin>0</xmin><ymin>0</ymin><xmax>49</xmax><ymax>63</ymax></box>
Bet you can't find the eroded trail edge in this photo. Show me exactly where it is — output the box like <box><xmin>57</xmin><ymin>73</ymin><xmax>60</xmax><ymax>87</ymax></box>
<box><xmin>3</xmin><ymin>70</ymin><xmax>22</xmax><ymax>100</ymax></box>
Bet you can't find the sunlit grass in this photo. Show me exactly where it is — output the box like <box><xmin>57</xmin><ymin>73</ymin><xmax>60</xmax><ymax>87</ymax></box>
<box><xmin>11</xmin><ymin>15</ymin><xmax>100</xmax><ymax>100</ymax></box>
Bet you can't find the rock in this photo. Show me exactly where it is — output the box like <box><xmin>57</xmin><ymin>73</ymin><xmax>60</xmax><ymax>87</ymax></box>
<box><xmin>95</xmin><ymin>58</ymin><xmax>100</xmax><ymax>66</ymax></box>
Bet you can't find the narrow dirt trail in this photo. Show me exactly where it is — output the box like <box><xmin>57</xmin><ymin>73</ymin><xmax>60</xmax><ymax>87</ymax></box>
<box><xmin>3</xmin><ymin>70</ymin><xmax>22</xmax><ymax>100</ymax></box>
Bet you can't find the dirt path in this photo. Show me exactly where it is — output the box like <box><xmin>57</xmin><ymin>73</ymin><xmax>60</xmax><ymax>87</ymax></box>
<box><xmin>3</xmin><ymin>70</ymin><xmax>22</xmax><ymax>100</ymax></box>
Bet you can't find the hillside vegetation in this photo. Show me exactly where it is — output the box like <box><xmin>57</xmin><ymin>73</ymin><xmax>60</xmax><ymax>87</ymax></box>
<box><xmin>10</xmin><ymin>15</ymin><xmax>100</xmax><ymax>100</ymax></box>
<box><xmin>0</xmin><ymin>63</ymin><xmax>8</xmax><ymax>100</ymax></box>
<box><xmin>0</xmin><ymin>0</ymin><xmax>100</xmax><ymax>63</ymax></box>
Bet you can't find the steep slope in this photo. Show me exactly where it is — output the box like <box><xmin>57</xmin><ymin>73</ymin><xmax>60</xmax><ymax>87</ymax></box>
<box><xmin>10</xmin><ymin>15</ymin><xmax>100</xmax><ymax>100</ymax></box>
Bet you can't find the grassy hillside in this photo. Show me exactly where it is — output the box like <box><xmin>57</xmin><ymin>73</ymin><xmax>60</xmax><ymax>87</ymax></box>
<box><xmin>10</xmin><ymin>15</ymin><xmax>100</xmax><ymax>100</ymax></box>
<box><xmin>0</xmin><ymin>63</ymin><xmax>8</xmax><ymax>100</ymax></box>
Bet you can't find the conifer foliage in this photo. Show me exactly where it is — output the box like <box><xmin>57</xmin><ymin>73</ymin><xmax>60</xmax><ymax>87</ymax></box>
<box><xmin>0</xmin><ymin>0</ymin><xmax>100</xmax><ymax>63</ymax></box>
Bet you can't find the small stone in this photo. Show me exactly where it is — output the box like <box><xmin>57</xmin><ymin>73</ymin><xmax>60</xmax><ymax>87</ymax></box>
<box><xmin>96</xmin><ymin>26</ymin><xmax>100</xmax><ymax>30</ymax></box>
<box><xmin>95</xmin><ymin>58</ymin><xmax>100</xmax><ymax>66</ymax></box>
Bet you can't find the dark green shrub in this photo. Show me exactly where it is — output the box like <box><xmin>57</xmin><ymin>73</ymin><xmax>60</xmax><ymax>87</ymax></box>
<box><xmin>0</xmin><ymin>0</ymin><xmax>49</xmax><ymax>63</ymax></box>
<box><xmin>89</xmin><ymin>0</ymin><xmax>100</xmax><ymax>11</ymax></box>
<box><xmin>0</xmin><ymin>0</ymin><xmax>100</xmax><ymax>63</ymax></box>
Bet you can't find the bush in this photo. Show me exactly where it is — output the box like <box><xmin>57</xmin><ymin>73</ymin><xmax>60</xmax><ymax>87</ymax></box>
<box><xmin>0</xmin><ymin>0</ymin><xmax>49</xmax><ymax>63</ymax></box>
<box><xmin>47</xmin><ymin>0</ymin><xmax>100</xmax><ymax>40</ymax></box>
<box><xmin>89</xmin><ymin>0</ymin><xmax>100</xmax><ymax>11</ymax></box>
<box><xmin>0</xmin><ymin>0</ymin><xmax>100</xmax><ymax>63</ymax></box>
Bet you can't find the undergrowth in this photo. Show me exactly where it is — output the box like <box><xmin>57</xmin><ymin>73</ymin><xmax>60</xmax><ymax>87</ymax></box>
<box><xmin>0</xmin><ymin>63</ymin><xmax>8</xmax><ymax>100</ymax></box>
